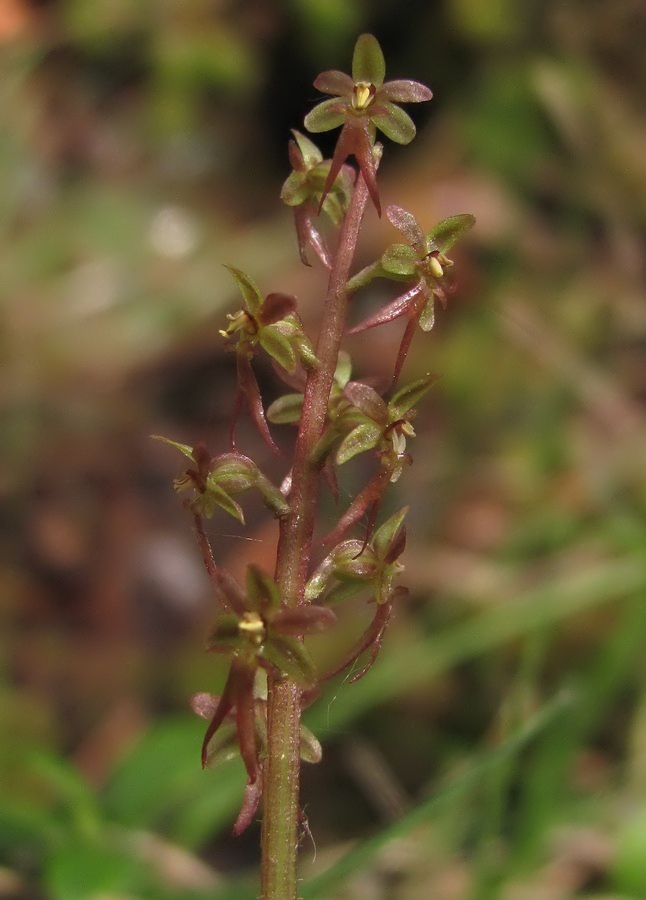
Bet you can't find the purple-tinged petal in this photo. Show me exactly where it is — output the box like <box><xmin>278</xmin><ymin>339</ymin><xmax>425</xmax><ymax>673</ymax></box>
<box><xmin>348</xmin><ymin>283</ymin><xmax>425</xmax><ymax>334</ymax></box>
<box><xmin>200</xmin><ymin>668</ymin><xmax>237</xmax><ymax>767</ymax></box>
<box><xmin>344</xmin><ymin>381</ymin><xmax>388</xmax><ymax>422</ymax></box>
<box><xmin>351</xmin><ymin>127</ymin><xmax>381</xmax><ymax>214</ymax></box>
<box><xmin>313</xmin><ymin>69</ymin><xmax>354</xmax><ymax>97</ymax></box>
<box><xmin>235</xmin><ymin>667</ymin><xmax>260</xmax><ymax>782</ymax></box>
<box><xmin>271</xmin><ymin>605</ymin><xmax>337</xmax><ymax>635</ymax></box>
<box><xmin>260</xmin><ymin>292</ymin><xmax>297</xmax><ymax>325</ymax></box>
<box><xmin>393</xmin><ymin>316</ymin><xmax>419</xmax><ymax>385</ymax></box>
<box><xmin>294</xmin><ymin>207</ymin><xmax>332</xmax><ymax>269</ymax></box>
<box><xmin>236</xmin><ymin>352</ymin><xmax>281</xmax><ymax>456</ymax></box>
<box><xmin>380</xmin><ymin>79</ymin><xmax>433</xmax><ymax>103</ymax></box>
<box><xmin>386</xmin><ymin>205</ymin><xmax>425</xmax><ymax>250</ymax></box>
<box><xmin>352</xmin><ymin>34</ymin><xmax>385</xmax><ymax>86</ymax></box>
<box><xmin>322</xmin><ymin>469</ymin><xmax>390</xmax><ymax>547</ymax></box>
<box><xmin>320</xmin><ymin>601</ymin><xmax>392</xmax><ymax>683</ymax></box>
<box><xmin>233</xmin><ymin>772</ymin><xmax>262</xmax><ymax>836</ymax></box>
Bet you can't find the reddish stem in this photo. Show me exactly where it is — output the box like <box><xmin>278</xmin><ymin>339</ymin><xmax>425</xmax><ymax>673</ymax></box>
<box><xmin>260</xmin><ymin>172</ymin><xmax>372</xmax><ymax>899</ymax></box>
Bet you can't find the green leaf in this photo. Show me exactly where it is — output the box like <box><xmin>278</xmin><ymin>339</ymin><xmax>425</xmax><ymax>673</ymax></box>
<box><xmin>388</xmin><ymin>374</ymin><xmax>437</xmax><ymax>419</ymax></box>
<box><xmin>267</xmin><ymin>393</ymin><xmax>304</xmax><ymax>424</ymax></box>
<box><xmin>381</xmin><ymin>243</ymin><xmax>418</xmax><ymax>276</ymax></box>
<box><xmin>304</xmin><ymin>98</ymin><xmax>347</xmax><ymax>133</ymax></box>
<box><xmin>223</xmin><ymin>265</ymin><xmax>263</xmax><ymax>316</ymax></box>
<box><xmin>259</xmin><ymin>326</ymin><xmax>297</xmax><ymax>372</ymax></box>
<box><xmin>372</xmin><ymin>103</ymin><xmax>416</xmax><ymax>144</ymax></box>
<box><xmin>352</xmin><ymin>34</ymin><xmax>385</xmax><ymax>86</ymax></box>
<box><xmin>336</xmin><ymin>421</ymin><xmax>383</xmax><ymax>465</ymax></box>
<box><xmin>426</xmin><ymin>213</ymin><xmax>476</xmax><ymax>252</ymax></box>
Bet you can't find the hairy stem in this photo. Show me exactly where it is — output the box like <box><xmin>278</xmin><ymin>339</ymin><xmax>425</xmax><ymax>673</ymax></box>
<box><xmin>260</xmin><ymin>174</ymin><xmax>371</xmax><ymax>899</ymax></box>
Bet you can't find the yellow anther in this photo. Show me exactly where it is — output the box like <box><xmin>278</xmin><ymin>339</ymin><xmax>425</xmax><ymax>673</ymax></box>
<box><xmin>428</xmin><ymin>256</ymin><xmax>444</xmax><ymax>279</ymax></box>
<box><xmin>238</xmin><ymin>612</ymin><xmax>266</xmax><ymax>646</ymax></box>
<box><xmin>352</xmin><ymin>81</ymin><xmax>374</xmax><ymax>111</ymax></box>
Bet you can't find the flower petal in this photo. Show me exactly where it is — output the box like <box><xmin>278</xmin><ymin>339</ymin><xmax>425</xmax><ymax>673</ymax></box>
<box><xmin>352</xmin><ymin>34</ymin><xmax>385</xmax><ymax>86</ymax></box>
<box><xmin>381</xmin><ymin>242</ymin><xmax>418</xmax><ymax>276</ymax></box>
<box><xmin>380</xmin><ymin>79</ymin><xmax>433</xmax><ymax>103</ymax></box>
<box><xmin>259</xmin><ymin>326</ymin><xmax>297</xmax><ymax>373</ymax></box>
<box><xmin>246</xmin><ymin>564</ymin><xmax>281</xmax><ymax>616</ymax></box>
<box><xmin>348</xmin><ymin>283</ymin><xmax>425</xmax><ymax>334</ymax></box>
<box><xmin>263</xmin><ymin>635</ymin><xmax>317</xmax><ymax>686</ymax></box>
<box><xmin>426</xmin><ymin>213</ymin><xmax>476</xmax><ymax>253</ymax></box>
<box><xmin>271</xmin><ymin>605</ymin><xmax>337</xmax><ymax>635</ymax></box>
<box><xmin>388</xmin><ymin>373</ymin><xmax>437</xmax><ymax>419</ymax></box>
<box><xmin>386</xmin><ymin>205</ymin><xmax>425</xmax><ymax>251</ymax></box>
<box><xmin>313</xmin><ymin>69</ymin><xmax>354</xmax><ymax>97</ymax></box>
<box><xmin>304</xmin><ymin>97</ymin><xmax>347</xmax><ymax>133</ymax></box>
<box><xmin>280</xmin><ymin>170</ymin><xmax>309</xmax><ymax>206</ymax></box>
<box><xmin>223</xmin><ymin>265</ymin><xmax>263</xmax><ymax>316</ymax></box>
<box><xmin>291</xmin><ymin>129</ymin><xmax>323</xmax><ymax>167</ymax></box>
<box><xmin>344</xmin><ymin>381</ymin><xmax>388</xmax><ymax>422</ymax></box>
<box><xmin>261</xmin><ymin>292</ymin><xmax>297</xmax><ymax>325</ymax></box>
<box><xmin>267</xmin><ymin>392</ymin><xmax>304</xmax><ymax>425</ymax></box>
<box><xmin>372</xmin><ymin>101</ymin><xmax>416</xmax><ymax>144</ymax></box>
<box><xmin>373</xmin><ymin>507</ymin><xmax>408</xmax><ymax>560</ymax></box>
<box><xmin>336</xmin><ymin>421</ymin><xmax>383</xmax><ymax>465</ymax></box>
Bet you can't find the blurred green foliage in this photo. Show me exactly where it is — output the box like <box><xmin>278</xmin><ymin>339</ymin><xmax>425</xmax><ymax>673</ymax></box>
<box><xmin>1</xmin><ymin>0</ymin><xmax>646</xmax><ymax>897</ymax></box>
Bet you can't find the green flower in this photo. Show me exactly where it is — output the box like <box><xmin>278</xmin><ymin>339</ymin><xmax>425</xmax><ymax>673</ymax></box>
<box><xmin>152</xmin><ymin>436</ymin><xmax>289</xmax><ymax>522</ymax></box>
<box><xmin>303</xmin><ymin>34</ymin><xmax>432</xmax><ymax>214</ymax></box>
<box><xmin>348</xmin><ymin>206</ymin><xmax>475</xmax><ymax>380</ymax></box>
<box><xmin>305</xmin><ymin>508</ymin><xmax>409</xmax><ymax>681</ymax></box>
<box><xmin>221</xmin><ymin>266</ymin><xmax>318</xmax><ymax>454</ymax></box>
<box><xmin>195</xmin><ymin>562</ymin><xmax>335</xmax><ymax>833</ymax></box>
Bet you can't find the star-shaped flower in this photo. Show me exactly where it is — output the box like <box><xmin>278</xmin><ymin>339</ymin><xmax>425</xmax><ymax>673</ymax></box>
<box><xmin>305</xmin><ymin>507</ymin><xmax>409</xmax><ymax>681</ymax></box>
<box><xmin>303</xmin><ymin>33</ymin><xmax>433</xmax><ymax>214</ymax></box>
<box><xmin>349</xmin><ymin>206</ymin><xmax>475</xmax><ymax>381</ymax></box>
<box><xmin>193</xmin><ymin>554</ymin><xmax>335</xmax><ymax>833</ymax></box>
<box><xmin>221</xmin><ymin>266</ymin><xmax>318</xmax><ymax>454</ymax></box>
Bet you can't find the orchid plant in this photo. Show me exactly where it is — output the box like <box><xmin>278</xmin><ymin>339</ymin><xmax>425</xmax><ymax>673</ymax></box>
<box><xmin>158</xmin><ymin>33</ymin><xmax>474</xmax><ymax>899</ymax></box>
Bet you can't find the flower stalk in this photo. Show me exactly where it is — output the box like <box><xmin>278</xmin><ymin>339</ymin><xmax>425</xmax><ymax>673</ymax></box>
<box><xmin>157</xmin><ymin>32</ymin><xmax>473</xmax><ymax>900</ymax></box>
